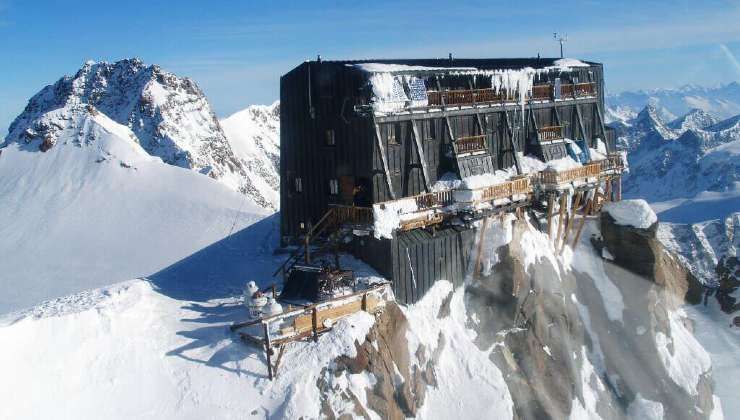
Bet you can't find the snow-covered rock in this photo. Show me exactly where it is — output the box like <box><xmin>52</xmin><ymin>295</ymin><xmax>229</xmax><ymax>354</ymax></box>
<box><xmin>603</xmin><ymin>199</ymin><xmax>657</xmax><ymax>229</ymax></box>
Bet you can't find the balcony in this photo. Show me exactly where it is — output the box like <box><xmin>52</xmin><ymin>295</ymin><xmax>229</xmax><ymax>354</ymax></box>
<box><xmin>454</xmin><ymin>134</ymin><xmax>488</xmax><ymax>155</ymax></box>
<box><xmin>535</xmin><ymin>162</ymin><xmax>601</xmax><ymax>188</ymax></box>
<box><xmin>560</xmin><ymin>82</ymin><xmax>597</xmax><ymax>98</ymax></box>
<box><xmin>423</xmin><ymin>82</ymin><xmax>596</xmax><ymax>109</ymax></box>
<box><xmin>537</xmin><ymin>125</ymin><xmax>564</xmax><ymax>142</ymax></box>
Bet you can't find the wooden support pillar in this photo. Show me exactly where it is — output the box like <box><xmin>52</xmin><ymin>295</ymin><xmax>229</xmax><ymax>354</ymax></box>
<box><xmin>311</xmin><ymin>307</ymin><xmax>319</xmax><ymax>343</ymax></box>
<box><xmin>263</xmin><ymin>323</ymin><xmax>273</xmax><ymax>380</ymax></box>
<box><xmin>604</xmin><ymin>179</ymin><xmax>612</xmax><ymax>202</ymax></box>
<box><xmin>560</xmin><ymin>191</ymin><xmax>582</xmax><ymax>254</ymax></box>
<box><xmin>616</xmin><ymin>176</ymin><xmax>622</xmax><ymax>201</ymax></box>
<box><xmin>546</xmin><ymin>194</ymin><xmax>555</xmax><ymax>238</ymax></box>
<box><xmin>555</xmin><ymin>193</ymin><xmax>567</xmax><ymax>247</ymax></box>
<box><xmin>572</xmin><ymin>198</ymin><xmax>594</xmax><ymax>250</ymax></box>
<box><xmin>474</xmin><ymin>217</ymin><xmax>490</xmax><ymax>278</ymax></box>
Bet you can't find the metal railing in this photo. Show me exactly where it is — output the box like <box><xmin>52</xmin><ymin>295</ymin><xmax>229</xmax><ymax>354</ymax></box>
<box><xmin>538</xmin><ymin>125</ymin><xmax>564</xmax><ymax>141</ymax></box>
<box><xmin>454</xmin><ymin>135</ymin><xmax>488</xmax><ymax>154</ymax></box>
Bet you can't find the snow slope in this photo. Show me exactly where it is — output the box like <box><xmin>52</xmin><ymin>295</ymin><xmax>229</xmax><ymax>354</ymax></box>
<box><xmin>0</xmin><ymin>105</ymin><xmax>267</xmax><ymax>313</ymax></box>
<box><xmin>220</xmin><ymin>102</ymin><xmax>280</xmax><ymax>210</ymax></box>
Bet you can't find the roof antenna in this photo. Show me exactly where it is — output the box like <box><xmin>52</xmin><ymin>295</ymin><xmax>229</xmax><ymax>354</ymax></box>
<box><xmin>317</xmin><ymin>54</ymin><xmax>322</xmax><ymax>63</ymax></box>
<box><xmin>449</xmin><ymin>53</ymin><xmax>453</xmax><ymax>64</ymax></box>
<box><xmin>553</xmin><ymin>33</ymin><xmax>567</xmax><ymax>58</ymax></box>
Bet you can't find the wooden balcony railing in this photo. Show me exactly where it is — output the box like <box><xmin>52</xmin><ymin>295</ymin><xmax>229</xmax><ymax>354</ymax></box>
<box><xmin>560</xmin><ymin>82</ymin><xmax>597</xmax><ymax>98</ymax></box>
<box><xmin>537</xmin><ymin>162</ymin><xmax>601</xmax><ymax>186</ymax></box>
<box><xmin>531</xmin><ymin>84</ymin><xmax>552</xmax><ymax>100</ymax></box>
<box><xmin>538</xmin><ymin>126</ymin><xmax>564</xmax><ymax>141</ymax></box>
<box><xmin>331</xmin><ymin>204</ymin><xmax>373</xmax><ymax>225</ymax></box>
<box><xmin>427</xmin><ymin>88</ymin><xmax>507</xmax><ymax>106</ymax></box>
<box><xmin>599</xmin><ymin>153</ymin><xmax>624</xmax><ymax>173</ymax></box>
<box><xmin>478</xmin><ymin>176</ymin><xmax>531</xmax><ymax>202</ymax></box>
<box><xmin>454</xmin><ymin>135</ymin><xmax>488</xmax><ymax>154</ymax></box>
<box><xmin>425</xmin><ymin>82</ymin><xmax>595</xmax><ymax>108</ymax></box>
<box><xmin>414</xmin><ymin>189</ymin><xmax>455</xmax><ymax>210</ymax></box>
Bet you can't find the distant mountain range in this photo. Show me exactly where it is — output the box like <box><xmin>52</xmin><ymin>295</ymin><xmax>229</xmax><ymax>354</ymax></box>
<box><xmin>606</xmin><ymin>82</ymin><xmax>740</xmax><ymax>121</ymax></box>
<box><xmin>605</xmin><ymin>87</ymin><xmax>739</xmax><ymax>289</ymax></box>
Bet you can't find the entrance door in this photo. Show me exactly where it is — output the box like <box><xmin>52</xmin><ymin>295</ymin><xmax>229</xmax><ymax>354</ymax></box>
<box><xmin>339</xmin><ymin>176</ymin><xmax>355</xmax><ymax>205</ymax></box>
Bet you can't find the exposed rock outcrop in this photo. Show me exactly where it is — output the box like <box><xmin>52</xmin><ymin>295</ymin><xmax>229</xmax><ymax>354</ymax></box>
<box><xmin>318</xmin><ymin>303</ymin><xmax>439</xmax><ymax>419</ymax></box>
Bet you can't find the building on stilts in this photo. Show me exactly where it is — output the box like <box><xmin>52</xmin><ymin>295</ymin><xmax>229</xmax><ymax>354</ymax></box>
<box><xmin>278</xmin><ymin>57</ymin><xmax>625</xmax><ymax>304</ymax></box>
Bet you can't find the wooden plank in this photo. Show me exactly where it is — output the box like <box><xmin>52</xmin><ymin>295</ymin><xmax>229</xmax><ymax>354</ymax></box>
<box><xmin>373</xmin><ymin>120</ymin><xmax>397</xmax><ymax>200</ymax></box>
<box><xmin>410</xmin><ymin>119</ymin><xmax>432</xmax><ymax>191</ymax></box>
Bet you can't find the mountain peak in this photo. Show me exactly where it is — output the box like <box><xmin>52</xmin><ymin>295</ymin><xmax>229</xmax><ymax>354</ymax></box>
<box><xmin>668</xmin><ymin>108</ymin><xmax>718</xmax><ymax>131</ymax></box>
<box><xmin>4</xmin><ymin>58</ymin><xmax>279</xmax><ymax>210</ymax></box>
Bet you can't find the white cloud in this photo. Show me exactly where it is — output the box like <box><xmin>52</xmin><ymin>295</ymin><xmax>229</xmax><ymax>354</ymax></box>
<box><xmin>719</xmin><ymin>43</ymin><xmax>740</xmax><ymax>76</ymax></box>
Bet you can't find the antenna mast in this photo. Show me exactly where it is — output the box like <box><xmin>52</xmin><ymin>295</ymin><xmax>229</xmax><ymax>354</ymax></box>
<box><xmin>553</xmin><ymin>33</ymin><xmax>568</xmax><ymax>58</ymax></box>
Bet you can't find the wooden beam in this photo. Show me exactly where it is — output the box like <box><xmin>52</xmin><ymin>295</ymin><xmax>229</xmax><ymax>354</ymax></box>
<box><xmin>555</xmin><ymin>193</ymin><xmax>567</xmax><ymax>247</ymax></box>
<box><xmin>560</xmin><ymin>191</ymin><xmax>582</xmax><ymax>254</ymax></box>
<box><xmin>595</xmin><ymin>102</ymin><xmax>608</xmax><ymax>144</ymax></box>
<box><xmin>546</xmin><ymin>194</ymin><xmax>555</xmax><ymax>238</ymax></box>
<box><xmin>372</xmin><ymin>97</ymin><xmax>600</xmax><ymax>123</ymax></box>
<box><xmin>572</xmin><ymin>198</ymin><xmax>594</xmax><ymax>250</ymax></box>
<box><xmin>411</xmin><ymin>120</ymin><xmax>432</xmax><ymax>192</ymax></box>
<box><xmin>373</xmin><ymin>119</ymin><xmax>396</xmax><ymax>200</ymax></box>
<box><xmin>410</xmin><ymin>119</ymin><xmax>432</xmax><ymax>192</ymax></box>
<box><xmin>263</xmin><ymin>323</ymin><xmax>273</xmax><ymax>380</ymax></box>
<box><xmin>575</xmin><ymin>104</ymin><xmax>592</xmax><ymax>161</ymax></box>
<box><xmin>503</xmin><ymin>110</ymin><xmax>523</xmax><ymax>174</ymax></box>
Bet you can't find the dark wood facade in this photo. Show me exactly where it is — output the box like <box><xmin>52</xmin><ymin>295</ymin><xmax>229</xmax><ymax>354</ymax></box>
<box><xmin>280</xmin><ymin>58</ymin><xmax>613</xmax><ymax>243</ymax></box>
<box><xmin>280</xmin><ymin>58</ymin><xmax>615</xmax><ymax>303</ymax></box>
<box><xmin>350</xmin><ymin>226</ymin><xmax>477</xmax><ymax>304</ymax></box>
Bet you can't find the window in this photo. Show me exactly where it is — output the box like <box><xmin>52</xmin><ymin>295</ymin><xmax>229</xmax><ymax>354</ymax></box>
<box><xmin>387</xmin><ymin>124</ymin><xmax>400</xmax><ymax>145</ymax></box>
<box><xmin>329</xmin><ymin>179</ymin><xmax>339</xmax><ymax>195</ymax></box>
<box><xmin>294</xmin><ymin>177</ymin><xmax>303</xmax><ymax>193</ymax></box>
<box><xmin>325</xmin><ymin>129</ymin><xmax>335</xmax><ymax>146</ymax></box>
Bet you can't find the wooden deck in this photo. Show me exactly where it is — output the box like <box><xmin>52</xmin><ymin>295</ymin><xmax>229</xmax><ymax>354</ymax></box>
<box><xmin>231</xmin><ymin>282</ymin><xmax>392</xmax><ymax>380</ymax></box>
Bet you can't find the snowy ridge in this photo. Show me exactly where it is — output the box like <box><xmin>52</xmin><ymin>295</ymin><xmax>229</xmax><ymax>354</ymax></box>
<box><xmin>220</xmin><ymin>102</ymin><xmax>280</xmax><ymax>210</ymax></box>
<box><xmin>3</xmin><ymin>58</ymin><xmax>278</xmax><ymax>210</ymax></box>
<box><xmin>0</xmin><ymin>104</ymin><xmax>267</xmax><ymax>313</ymax></box>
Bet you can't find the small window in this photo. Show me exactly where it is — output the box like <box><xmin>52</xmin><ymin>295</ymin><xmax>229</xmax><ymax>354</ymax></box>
<box><xmin>325</xmin><ymin>129</ymin><xmax>335</xmax><ymax>146</ymax></box>
<box><xmin>387</xmin><ymin>124</ymin><xmax>400</xmax><ymax>145</ymax></box>
<box><xmin>294</xmin><ymin>177</ymin><xmax>303</xmax><ymax>193</ymax></box>
<box><xmin>329</xmin><ymin>179</ymin><xmax>339</xmax><ymax>195</ymax></box>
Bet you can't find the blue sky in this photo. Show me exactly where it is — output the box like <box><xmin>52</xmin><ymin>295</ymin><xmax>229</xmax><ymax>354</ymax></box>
<box><xmin>2</xmin><ymin>0</ymin><xmax>740</xmax><ymax>135</ymax></box>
